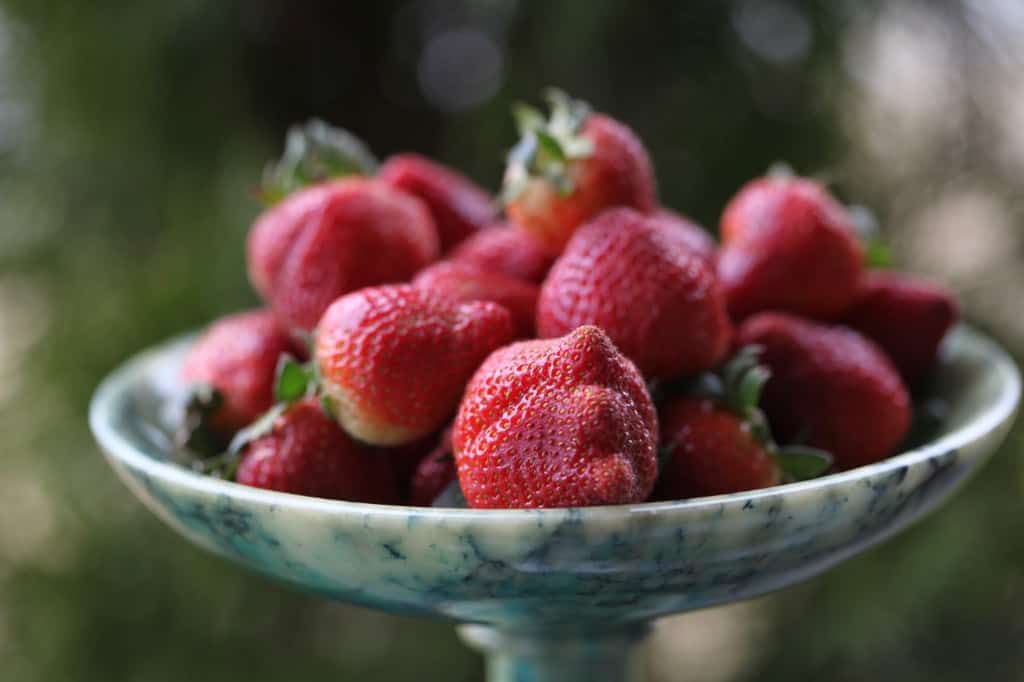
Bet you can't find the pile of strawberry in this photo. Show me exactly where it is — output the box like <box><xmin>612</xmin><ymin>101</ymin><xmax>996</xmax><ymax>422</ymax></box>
<box><xmin>177</xmin><ymin>91</ymin><xmax>958</xmax><ymax>509</ymax></box>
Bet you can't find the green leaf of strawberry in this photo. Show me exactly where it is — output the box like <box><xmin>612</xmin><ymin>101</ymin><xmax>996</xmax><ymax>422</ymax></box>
<box><xmin>500</xmin><ymin>89</ymin><xmax>594</xmax><ymax>205</ymax></box>
<box><xmin>175</xmin><ymin>383</ymin><xmax>227</xmax><ymax>457</ymax></box>
<box><xmin>776</xmin><ymin>445</ymin><xmax>833</xmax><ymax>480</ymax></box>
<box><xmin>260</xmin><ymin>119</ymin><xmax>379</xmax><ymax>205</ymax></box>
<box><xmin>275</xmin><ymin>355</ymin><xmax>315</xmax><ymax>403</ymax></box>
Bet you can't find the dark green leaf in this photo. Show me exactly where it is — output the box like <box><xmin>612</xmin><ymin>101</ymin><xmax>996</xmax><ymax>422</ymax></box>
<box><xmin>534</xmin><ymin>128</ymin><xmax>567</xmax><ymax>163</ymax></box>
<box><xmin>274</xmin><ymin>355</ymin><xmax>313</xmax><ymax>403</ymax></box>
<box><xmin>259</xmin><ymin>119</ymin><xmax>378</xmax><ymax>204</ymax></box>
<box><xmin>736</xmin><ymin>365</ymin><xmax>770</xmax><ymax>412</ymax></box>
<box><xmin>865</xmin><ymin>239</ymin><xmax>893</xmax><ymax>269</ymax></box>
<box><xmin>175</xmin><ymin>383</ymin><xmax>227</xmax><ymax>457</ymax></box>
<box><xmin>777</xmin><ymin>445</ymin><xmax>833</xmax><ymax>480</ymax></box>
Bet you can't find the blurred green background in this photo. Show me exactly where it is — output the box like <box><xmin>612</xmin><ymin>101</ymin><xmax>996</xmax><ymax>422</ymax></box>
<box><xmin>2</xmin><ymin>1</ymin><xmax>1023</xmax><ymax>680</ymax></box>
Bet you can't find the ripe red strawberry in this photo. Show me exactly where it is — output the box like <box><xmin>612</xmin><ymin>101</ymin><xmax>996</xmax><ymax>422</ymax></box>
<box><xmin>718</xmin><ymin>175</ymin><xmax>864</xmax><ymax>320</ymax></box>
<box><xmin>737</xmin><ymin>313</ymin><xmax>911</xmax><ymax>470</ymax></box>
<box><xmin>316</xmin><ymin>284</ymin><xmax>516</xmax><ymax>446</ymax></box>
<box><xmin>413</xmin><ymin>261</ymin><xmax>539</xmax><ymax>338</ymax></box>
<box><xmin>653</xmin><ymin>347</ymin><xmax>831</xmax><ymax>500</ymax></box>
<box><xmin>236</xmin><ymin>398</ymin><xmax>398</xmax><ymax>502</ymax></box>
<box><xmin>378</xmin><ymin>154</ymin><xmax>495</xmax><ymax>252</ymax></box>
<box><xmin>656</xmin><ymin>397</ymin><xmax>781</xmax><ymax>499</ymax></box>
<box><xmin>448</xmin><ymin>223</ymin><xmax>556</xmax><ymax>284</ymax></box>
<box><xmin>842</xmin><ymin>272</ymin><xmax>959</xmax><ymax>386</ymax></box>
<box><xmin>502</xmin><ymin>90</ymin><xmax>656</xmax><ymax>254</ymax></box>
<box><xmin>537</xmin><ymin>207</ymin><xmax>732</xmax><ymax>379</ymax></box>
<box><xmin>247</xmin><ymin>178</ymin><xmax>439</xmax><ymax>332</ymax></box>
<box><xmin>180</xmin><ymin>310</ymin><xmax>302</xmax><ymax>444</ymax></box>
<box><xmin>409</xmin><ymin>428</ymin><xmax>457</xmax><ymax>507</ymax></box>
<box><xmin>651</xmin><ymin>208</ymin><xmax>717</xmax><ymax>265</ymax></box>
<box><xmin>454</xmin><ymin>325</ymin><xmax>658</xmax><ymax>508</ymax></box>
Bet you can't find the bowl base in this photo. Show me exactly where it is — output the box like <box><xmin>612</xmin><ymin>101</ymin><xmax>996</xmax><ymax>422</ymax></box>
<box><xmin>459</xmin><ymin>623</ymin><xmax>650</xmax><ymax>682</ymax></box>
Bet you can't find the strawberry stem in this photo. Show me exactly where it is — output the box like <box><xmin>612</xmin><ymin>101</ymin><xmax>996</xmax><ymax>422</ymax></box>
<box><xmin>260</xmin><ymin>119</ymin><xmax>378</xmax><ymax>205</ymax></box>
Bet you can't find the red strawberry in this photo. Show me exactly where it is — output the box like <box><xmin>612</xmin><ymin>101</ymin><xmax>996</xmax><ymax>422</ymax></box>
<box><xmin>537</xmin><ymin>207</ymin><xmax>732</xmax><ymax>379</ymax></box>
<box><xmin>651</xmin><ymin>208</ymin><xmax>717</xmax><ymax>265</ymax></box>
<box><xmin>502</xmin><ymin>91</ymin><xmax>656</xmax><ymax>254</ymax></box>
<box><xmin>448</xmin><ymin>223</ymin><xmax>556</xmax><ymax>284</ymax></box>
<box><xmin>737</xmin><ymin>313</ymin><xmax>911</xmax><ymax>470</ymax></box>
<box><xmin>378</xmin><ymin>154</ymin><xmax>494</xmax><ymax>252</ymax></box>
<box><xmin>656</xmin><ymin>398</ymin><xmax>780</xmax><ymax>499</ymax></box>
<box><xmin>718</xmin><ymin>175</ymin><xmax>864</xmax><ymax>320</ymax></box>
<box><xmin>181</xmin><ymin>310</ymin><xmax>302</xmax><ymax>443</ymax></box>
<box><xmin>316</xmin><ymin>284</ymin><xmax>516</xmax><ymax>446</ymax></box>
<box><xmin>409</xmin><ymin>428</ymin><xmax>457</xmax><ymax>507</ymax></box>
<box><xmin>247</xmin><ymin>178</ymin><xmax>439</xmax><ymax>332</ymax></box>
<box><xmin>454</xmin><ymin>325</ymin><xmax>658</xmax><ymax>508</ymax></box>
<box><xmin>236</xmin><ymin>398</ymin><xmax>398</xmax><ymax>502</ymax></box>
<box><xmin>842</xmin><ymin>272</ymin><xmax>959</xmax><ymax>386</ymax></box>
<box><xmin>413</xmin><ymin>261</ymin><xmax>539</xmax><ymax>338</ymax></box>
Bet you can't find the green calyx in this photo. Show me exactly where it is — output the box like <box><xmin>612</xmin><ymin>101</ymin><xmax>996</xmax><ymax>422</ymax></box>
<box><xmin>684</xmin><ymin>346</ymin><xmax>833</xmax><ymax>482</ymax></box>
<box><xmin>847</xmin><ymin>203</ymin><xmax>893</xmax><ymax>269</ymax></box>
<box><xmin>200</xmin><ymin>353</ymin><xmax>326</xmax><ymax>480</ymax></box>
<box><xmin>175</xmin><ymin>383</ymin><xmax>227</xmax><ymax>457</ymax></box>
<box><xmin>500</xmin><ymin>88</ymin><xmax>594</xmax><ymax>205</ymax></box>
<box><xmin>260</xmin><ymin>119</ymin><xmax>379</xmax><ymax>205</ymax></box>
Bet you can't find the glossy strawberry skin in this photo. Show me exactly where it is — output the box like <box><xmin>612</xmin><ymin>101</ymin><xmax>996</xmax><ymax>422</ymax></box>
<box><xmin>181</xmin><ymin>310</ymin><xmax>301</xmax><ymax>438</ymax></box>
<box><xmin>842</xmin><ymin>272</ymin><xmax>959</xmax><ymax>386</ymax></box>
<box><xmin>454</xmin><ymin>325</ymin><xmax>658</xmax><ymax>509</ymax></box>
<box><xmin>378</xmin><ymin>154</ymin><xmax>494</xmax><ymax>253</ymax></box>
<box><xmin>247</xmin><ymin>178</ymin><xmax>440</xmax><ymax>332</ymax></box>
<box><xmin>656</xmin><ymin>397</ymin><xmax>780</xmax><ymax>499</ymax></box>
<box><xmin>718</xmin><ymin>176</ymin><xmax>864</xmax><ymax>321</ymax></box>
<box><xmin>448</xmin><ymin>223</ymin><xmax>556</xmax><ymax>284</ymax></box>
<box><xmin>236</xmin><ymin>398</ymin><xmax>399</xmax><ymax>503</ymax></box>
<box><xmin>537</xmin><ymin>208</ymin><xmax>732</xmax><ymax>380</ymax></box>
<box><xmin>651</xmin><ymin>208</ymin><xmax>717</xmax><ymax>265</ymax></box>
<box><xmin>408</xmin><ymin>428</ymin><xmax>457</xmax><ymax>507</ymax></box>
<box><xmin>507</xmin><ymin>114</ymin><xmax>656</xmax><ymax>254</ymax></box>
<box><xmin>413</xmin><ymin>261</ymin><xmax>539</xmax><ymax>338</ymax></box>
<box><xmin>316</xmin><ymin>284</ymin><xmax>516</xmax><ymax>447</ymax></box>
<box><xmin>737</xmin><ymin>313</ymin><xmax>910</xmax><ymax>470</ymax></box>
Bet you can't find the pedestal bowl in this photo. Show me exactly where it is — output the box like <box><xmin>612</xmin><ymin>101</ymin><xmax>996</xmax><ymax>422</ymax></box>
<box><xmin>89</xmin><ymin>325</ymin><xmax>1019</xmax><ymax>682</ymax></box>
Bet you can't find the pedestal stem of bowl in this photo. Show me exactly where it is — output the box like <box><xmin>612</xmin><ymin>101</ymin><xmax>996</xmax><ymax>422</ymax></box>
<box><xmin>458</xmin><ymin>623</ymin><xmax>650</xmax><ymax>682</ymax></box>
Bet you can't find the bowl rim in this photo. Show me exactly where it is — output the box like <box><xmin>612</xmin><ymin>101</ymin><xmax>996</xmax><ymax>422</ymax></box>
<box><xmin>89</xmin><ymin>324</ymin><xmax>1020</xmax><ymax>521</ymax></box>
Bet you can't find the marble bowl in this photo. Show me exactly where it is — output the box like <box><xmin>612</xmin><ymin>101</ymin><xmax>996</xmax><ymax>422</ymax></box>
<box><xmin>89</xmin><ymin>326</ymin><xmax>1019</xmax><ymax>682</ymax></box>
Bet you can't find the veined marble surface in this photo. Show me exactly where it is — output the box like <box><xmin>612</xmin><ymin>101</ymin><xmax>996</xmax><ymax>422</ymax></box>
<box><xmin>90</xmin><ymin>326</ymin><xmax>1019</xmax><ymax>631</ymax></box>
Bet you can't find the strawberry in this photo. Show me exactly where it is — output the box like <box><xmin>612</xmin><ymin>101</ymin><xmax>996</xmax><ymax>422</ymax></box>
<box><xmin>378</xmin><ymin>154</ymin><xmax>494</xmax><ymax>252</ymax></box>
<box><xmin>408</xmin><ymin>428</ymin><xmax>457</xmax><ymax>507</ymax></box>
<box><xmin>413</xmin><ymin>261</ymin><xmax>539</xmax><ymax>338</ymax></box>
<box><xmin>448</xmin><ymin>223</ymin><xmax>556</xmax><ymax>284</ymax></box>
<box><xmin>374</xmin><ymin>432</ymin><xmax>440</xmax><ymax>500</ymax></box>
<box><xmin>718</xmin><ymin>175</ymin><xmax>864</xmax><ymax>320</ymax></box>
<box><xmin>736</xmin><ymin>312</ymin><xmax>911</xmax><ymax>470</ymax></box>
<box><xmin>537</xmin><ymin>207</ymin><xmax>732</xmax><ymax>379</ymax></box>
<box><xmin>247</xmin><ymin>178</ymin><xmax>440</xmax><ymax>332</ymax></box>
<box><xmin>316</xmin><ymin>284</ymin><xmax>516</xmax><ymax>446</ymax></box>
<box><xmin>235</xmin><ymin>398</ymin><xmax>398</xmax><ymax>502</ymax></box>
<box><xmin>453</xmin><ymin>325</ymin><xmax>658</xmax><ymax>508</ymax></box>
<box><xmin>842</xmin><ymin>272</ymin><xmax>959</xmax><ymax>386</ymax></box>
<box><xmin>651</xmin><ymin>208</ymin><xmax>717</xmax><ymax>265</ymax></box>
<box><xmin>180</xmin><ymin>310</ymin><xmax>302</xmax><ymax>447</ymax></box>
<box><xmin>657</xmin><ymin>398</ymin><xmax>780</xmax><ymax>498</ymax></box>
<box><xmin>654</xmin><ymin>348</ymin><xmax>830</xmax><ymax>500</ymax></box>
<box><xmin>502</xmin><ymin>90</ymin><xmax>656</xmax><ymax>254</ymax></box>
